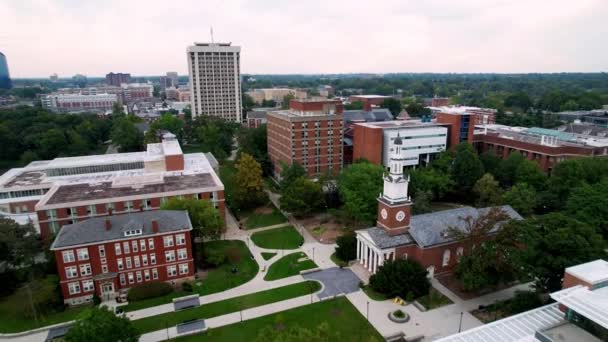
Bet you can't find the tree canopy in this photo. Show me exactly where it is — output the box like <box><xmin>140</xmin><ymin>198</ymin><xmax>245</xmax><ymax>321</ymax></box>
<box><xmin>160</xmin><ymin>197</ymin><xmax>224</xmax><ymax>240</ymax></box>
<box><xmin>65</xmin><ymin>307</ymin><xmax>140</xmax><ymax>342</ymax></box>
<box><xmin>369</xmin><ymin>259</ymin><xmax>430</xmax><ymax>298</ymax></box>
<box><xmin>233</xmin><ymin>153</ymin><xmax>267</xmax><ymax>210</ymax></box>
<box><xmin>337</xmin><ymin>161</ymin><xmax>384</xmax><ymax>226</ymax></box>
<box><xmin>280</xmin><ymin>177</ymin><xmax>325</xmax><ymax>217</ymax></box>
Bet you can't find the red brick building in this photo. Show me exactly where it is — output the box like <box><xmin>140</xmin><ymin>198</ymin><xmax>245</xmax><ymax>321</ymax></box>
<box><xmin>246</xmin><ymin>111</ymin><xmax>267</xmax><ymax>129</ymax></box>
<box><xmin>267</xmin><ymin>99</ymin><xmax>344</xmax><ymax>179</ymax></box>
<box><xmin>50</xmin><ymin>210</ymin><xmax>194</xmax><ymax>305</ymax></box>
<box><xmin>355</xmin><ymin>136</ymin><xmax>522</xmax><ymax>278</ymax></box>
<box><xmin>349</xmin><ymin>95</ymin><xmax>391</xmax><ymax>106</ymax></box>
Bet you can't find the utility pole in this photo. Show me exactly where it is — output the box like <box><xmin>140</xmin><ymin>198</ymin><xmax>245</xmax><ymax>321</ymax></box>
<box><xmin>458</xmin><ymin>311</ymin><xmax>464</xmax><ymax>333</ymax></box>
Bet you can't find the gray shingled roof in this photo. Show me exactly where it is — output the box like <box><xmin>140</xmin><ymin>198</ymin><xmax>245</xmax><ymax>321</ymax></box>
<box><xmin>51</xmin><ymin>210</ymin><xmax>192</xmax><ymax>249</ymax></box>
<box><xmin>408</xmin><ymin>205</ymin><xmax>522</xmax><ymax>248</ymax></box>
<box><xmin>343</xmin><ymin>109</ymin><xmax>393</xmax><ymax>123</ymax></box>
<box><xmin>365</xmin><ymin>227</ymin><xmax>414</xmax><ymax>249</ymax></box>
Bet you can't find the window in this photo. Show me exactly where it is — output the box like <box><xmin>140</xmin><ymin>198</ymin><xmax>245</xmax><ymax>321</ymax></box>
<box><xmin>163</xmin><ymin>236</ymin><xmax>174</xmax><ymax>248</ymax></box>
<box><xmin>120</xmin><ymin>274</ymin><xmax>126</xmax><ymax>285</ymax></box>
<box><xmin>124</xmin><ymin>229</ymin><xmax>142</xmax><ymax>237</ymax></box>
<box><xmin>128</xmin><ymin>272</ymin><xmax>134</xmax><ymax>284</ymax></box>
<box><xmin>177</xmin><ymin>248</ymin><xmax>188</xmax><ymax>260</ymax></box>
<box><xmin>117</xmin><ymin>258</ymin><xmax>124</xmax><ymax>270</ymax></box>
<box><xmin>62</xmin><ymin>250</ymin><xmax>75</xmax><ymax>263</ymax></box>
<box><xmin>136</xmin><ymin>271</ymin><xmax>142</xmax><ymax>283</ymax></box>
<box><xmin>126</xmin><ymin>257</ymin><xmax>132</xmax><ymax>269</ymax></box>
<box><xmin>152</xmin><ymin>268</ymin><xmax>158</xmax><ymax>280</ymax></box>
<box><xmin>82</xmin><ymin>280</ymin><xmax>94</xmax><ymax>292</ymax></box>
<box><xmin>165</xmin><ymin>250</ymin><xmax>175</xmax><ymax>262</ymax></box>
<box><xmin>102</xmin><ymin>264</ymin><xmax>108</xmax><ymax>273</ymax></box>
<box><xmin>179</xmin><ymin>263</ymin><xmax>189</xmax><ymax>275</ymax></box>
<box><xmin>134</xmin><ymin>256</ymin><xmax>140</xmax><ymax>268</ymax></box>
<box><xmin>88</xmin><ymin>205</ymin><xmax>96</xmax><ymax>216</ymax></box>
<box><xmin>98</xmin><ymin>245</ymin><xmax>105</xmax><ymax>258</ymax></box>
<box><xmin>77</xmin><ymin>248</ymin><xmax>89</xmax><ymax>261</ymax></box>
<box><xmin>144</xmin><ymin>270</ymin><xmax>150</xmax><ymax>281</ymax></box>
<box><xmin>148</xmin><ymin>238</ymin><xmax>155</xmax><ymax>250</ymax></box>
<box><xmin>140</xmin><ymin>240</ymin><xmax>146</xmax><ymax>252</ymax></box>
<box><xmin>47</xmin><ymin>209</ymin><xmax>57</xmax><ymax>219</ymax></box>
<box><xmin>65</xmin><ymin>266</ymin><xmax>78</xmax><ymax>279</ymax></box>
<box><xmin>150</xmin><ymin>253</ymin><xmax>157</xmax><ymax>265</ymax></box>
<box><xmin>167</xmin><ymin>265</ymin><xmax>177</xmax><ymax>277</ymax></box>
<box><xmin>123</xmin><ymin>242</ymin><xmax>130</xmax><ymax>254</ymax></box>
<box><xmin>442</xmin><ymin>249</ymin><xmax>451</xmax><ymax>267</ymax></box>
<box><xmin>68</xmin><ymin>282</ymin><xmax>81</xmax><ymax>295</ymax></box>
<box><xmin>132</xmin><ymin>240</ymin><xmax>138</xmax><ymax>252</ymax></box>
<box><xmin>125</xmin><ymin>201</ymin><xmax>133</xmax><ymax>212</ymax></box>
<box><xmin>142</xmin><ymin>254</ymin><xmax>148</xmax><ymax>266</ymax></box>
<box><xmin>176</xmin><ymin>234</ymin><xmax>186</xmax><ymax>246</ymax></box>
<box><xmin>106</xmin><ymin>203</ymin><xmax>114</xmax><ymax>212</ymax></box>
<box><xmin>100</xmin><ymin>257</ymin><xmax>107</xmax><ymax>264</ymax></box>
<box><xmin>114</xmin><ymin>243</ymin><xmax>121</xmax><ymax>255</ymax></box>
<box><xmin>79</xmin><ymin>264</ymin><xmax>92</xmax><ymax>276</ymax></box>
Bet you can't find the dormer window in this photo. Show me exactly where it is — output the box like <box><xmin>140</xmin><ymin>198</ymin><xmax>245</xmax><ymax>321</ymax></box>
<box><xmin>124</xmin><ymin>229</ymin><xmax>142</xmax><ymax>237</ymax></box>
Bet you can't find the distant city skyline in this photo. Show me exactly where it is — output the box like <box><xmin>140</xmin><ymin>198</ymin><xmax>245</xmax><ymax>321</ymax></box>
<box><xmin>1</xmin><ymin>0</ymin><xmax>607</xmax><ymax>78</ymax></box>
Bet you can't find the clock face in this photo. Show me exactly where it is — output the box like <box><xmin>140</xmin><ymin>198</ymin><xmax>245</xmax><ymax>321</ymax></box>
<box><xmin>381</xmin><ymin>208</ymin><xmax>388</xmax><ymax>220</ymax></box>
<box><xmin>396</xmin><ymin>211</ymin><xmax>406</xmax><ymax>222</ymax></box>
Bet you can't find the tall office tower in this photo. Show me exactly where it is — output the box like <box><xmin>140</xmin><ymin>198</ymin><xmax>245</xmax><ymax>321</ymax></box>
<box><xmin>106</xmin><ymin>72</ymin><xmax>131</xmax><ymax>86</ymax></box>
<box><xmin>166</xmin><ymin>72</ymin><xmax>179</xmax><ymax>87</ymax></box>
<box><xmin>187</xmin><ymin>42</ymin><xmax>242</xmax><ymax>122</ymax></box>
<box><xmin>0</xmin><ymin>52</ymin><xmax>12</xmax><ymax>89</ymax></box>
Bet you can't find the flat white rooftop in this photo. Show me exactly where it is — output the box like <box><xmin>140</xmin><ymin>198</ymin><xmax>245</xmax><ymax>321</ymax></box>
<box><xmin>565</xmin><ymin>259</ymin><xmax>608</xmax><ymax>285</ymax></box>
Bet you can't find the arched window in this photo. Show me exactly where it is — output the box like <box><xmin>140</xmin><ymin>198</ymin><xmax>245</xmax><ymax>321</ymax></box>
<box><xmin>442</xmin><ymin>249</ymin><xmax>451</xmax><ymax>266</ymax></box>
<box><xmin>456</xmin><ymin>247</ymin><xmax>464</xmax><ymax>262</ymax></box>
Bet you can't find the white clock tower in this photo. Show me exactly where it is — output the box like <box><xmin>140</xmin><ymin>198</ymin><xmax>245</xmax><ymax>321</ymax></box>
<box><xmin>376</xmin><ymin>134</ymin><xmax>413</xmax><ymax>236</ymax></box>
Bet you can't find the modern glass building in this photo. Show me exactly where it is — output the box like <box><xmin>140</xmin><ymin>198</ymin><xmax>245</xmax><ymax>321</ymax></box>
<box><xmin>0</xmin><ymin>52</ymin><xmax>12</xmax><ymax>89</ymax></box>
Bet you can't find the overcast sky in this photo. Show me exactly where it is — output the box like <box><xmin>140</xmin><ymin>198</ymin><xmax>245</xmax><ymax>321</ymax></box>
<box><xmin>1</xmin><ymin>0</ymin><xmax>607</xmax><ymax>78</ymax></box>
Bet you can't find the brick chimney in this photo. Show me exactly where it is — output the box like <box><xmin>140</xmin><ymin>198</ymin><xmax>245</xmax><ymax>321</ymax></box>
<box><xmin>105</xmin><ymin>218</ymin><xmax>112</xmax><ymax>231</ymax></box>
<box><xmin>151</xmin><ymin>219</ymin><xmax>159</xmax><ymax>233</ymax></box>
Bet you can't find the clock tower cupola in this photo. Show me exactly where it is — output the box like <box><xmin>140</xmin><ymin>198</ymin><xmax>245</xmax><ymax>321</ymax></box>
<box><xmin>376</xmin><ymin>133</ymin><xmax>413</xmax><ymax>236</ymax></box>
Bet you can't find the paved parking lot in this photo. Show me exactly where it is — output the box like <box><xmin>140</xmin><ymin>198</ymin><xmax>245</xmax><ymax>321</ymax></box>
<box><xmin>303</xmin><ymin>267</ymin><xmax>361</xmax><ymax>299</ymax></box>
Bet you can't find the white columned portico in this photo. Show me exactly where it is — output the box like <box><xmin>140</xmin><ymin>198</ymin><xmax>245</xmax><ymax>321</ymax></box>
<box><xmin>356</xmin><ymin>238</ymin><xmax>361</xmax><ymax>262</ymax></box>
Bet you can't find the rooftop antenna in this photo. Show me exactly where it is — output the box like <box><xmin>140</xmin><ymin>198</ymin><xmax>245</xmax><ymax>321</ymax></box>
<box><xmin>210</xmin><ymin>26</ymin><xmax>214</xmax><ymax>43</ymax></box>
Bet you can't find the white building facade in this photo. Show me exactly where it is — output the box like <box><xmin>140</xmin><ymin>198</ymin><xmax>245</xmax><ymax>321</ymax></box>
<box><xmin>187</xmin><ymin>42</ymin><xmax>242</xmax><ymax>122</ymax></box>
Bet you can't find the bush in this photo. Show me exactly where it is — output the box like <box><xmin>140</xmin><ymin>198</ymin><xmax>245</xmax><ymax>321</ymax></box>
<box><xmin>369</xmin><ymin>259</ymin><xmax>430</xmax><ymax>299</ymax></box>
<box><xmin>508</xmin><ymin>291</ymin><xmax>543</xmax><ymax>314</ymax></box>
<box><xmin>127</xmin><ymin>281</ymin><xmax>173</xmax><ymax>302</ymax></box>
<box><xmin>393</xmin><ymin>310</ymin><xmax>405</xmax><ymax>318</ymax></box>
<box><xmin>181</xmin><ymin>282</ymin><xmax>193</xmax><ymax>292</ymax></box>
<box><xmin>335</xmin><ymin>234</ymin><xmax>357</xmax><ymax>262</ymax></box>
<box><xmin>204</xmin><ymin>247</ymin><xmax>226</xmax><ymax>267</ymax></box>
<box><xmin>93</xmin><ymin>294</ymin><xmax>101</xmax><ymax>305</ymax></box>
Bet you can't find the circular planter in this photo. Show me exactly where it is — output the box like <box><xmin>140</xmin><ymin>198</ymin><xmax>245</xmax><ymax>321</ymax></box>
<box><xmin>388</xmin><ymin>310</ymin><xmax>410</xmax><ymax>323</ymax></box>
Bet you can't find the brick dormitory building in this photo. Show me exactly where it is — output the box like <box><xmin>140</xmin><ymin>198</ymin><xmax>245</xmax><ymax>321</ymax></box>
<box><xmin>0</xmin><ymin>133</ymin><xmax>224</xmax><ymax>238</ymax></box>
<box><xmin>50</xmin><ymin>210</ymin><xmax>195</xmax><ymax>305</ymax></box>
<box><xmin>267</xmin><ymin>99</ymin><xmax>344</xmax><ymax>179</ymax></box>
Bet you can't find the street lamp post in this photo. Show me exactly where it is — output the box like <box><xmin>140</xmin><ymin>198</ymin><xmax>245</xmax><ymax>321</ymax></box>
<box><xmin>366</xmin><ymin>301</ymin><xmax>370</xmax><ymax>321</ymax></box>
<box><xmin>312</xmin><ymin>247</ymin><xmax>315</xmax><ymax>262</ymax></box>
<box><xmin>458</xmin><ymin>311</ymin><xmax>464</xmax><ymax>333</ymax></box>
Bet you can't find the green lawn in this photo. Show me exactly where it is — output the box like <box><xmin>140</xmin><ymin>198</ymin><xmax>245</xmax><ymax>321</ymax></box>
<box><xmin>173</xmin><ymin>297</ymin><xmax>383</xmax><ymax>342</ymax></box>
<box><xmin>250</xmin><ymin>226</ymin><xmax>303</xmax><ymax>249</ymax></box>
<box><xmin>0</xmin><ymin>302</ymin><xmax>91</xmax><ymax>333</ymax></box>
<box><xmin>261</xmin><ymin>252</ymin><xmax>277</xmax><ymax>260</ymax></box>
<box><xmin>132</xmin><ymin>281</ymin><xmax>321</xmax><ymax>334</ymax></box>
<box><xmin>245</xmin><ymin>208</ymin><xmax>287</xmax><ymax>229</ymax></box>
<box><xmin>330</xmin><ymin>252</ymin><xmax>348</xmax><ymax>267</ymax></box>
<box><xmin>123</xmin><ymin>240</ymin><xmax>258</xmax><ymax>312</ymax></box>
<box><xmin>417</xmin><ymin>287</ymin><xmax>453</xmax><ymax>310</ymax></box>
<box><xmin>264</xmin><ymin>252</ymin><xmax>317</xmax><ymax>281</ymax></box>
<box><xmin>362</xmin><ymin>285</ymin><xmax>389</xmax><ymax>301</ymax></box>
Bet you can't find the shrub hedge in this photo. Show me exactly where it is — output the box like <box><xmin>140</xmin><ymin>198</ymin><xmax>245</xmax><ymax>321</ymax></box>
<box><xmin>127</xmin><ymin>281</ymin><xmax>173</xmax><ymax>302</ymax></box>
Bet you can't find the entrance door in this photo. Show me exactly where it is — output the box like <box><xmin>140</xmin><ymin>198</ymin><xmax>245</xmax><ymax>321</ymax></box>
<box><xmin>102</xmin><ymin>283</ymin><xmax>114</xmax><ymax>301</ymax></box>
<box><xmin>427</xmin><ymin>265</ymin><xmax>435</xmax><ymax>278</ymax></box>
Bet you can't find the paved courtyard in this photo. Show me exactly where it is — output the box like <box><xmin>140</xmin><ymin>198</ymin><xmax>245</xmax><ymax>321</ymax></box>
<box><xmin>303</xmin><ymin>267</ymin><xmax>361</xmax><ymax>299</ymax></box>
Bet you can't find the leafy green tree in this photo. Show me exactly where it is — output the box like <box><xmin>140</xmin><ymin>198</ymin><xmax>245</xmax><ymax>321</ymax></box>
<box><xmin>546</xmin><ymin>159</ymin><xmax>586</xmax><ymax>209</ymax></box>
<box><xmin>238</xmin><ymin>125</ymin><xmax>270</xmax><ymax>176</ymax></box>
<box><xmin>479</xmin><ymin>151</ymin><xmax>502</xmax><ymax>176</ymax></box>
<box><xmin>503</xmin><ymin>183</ymin><xmax>537</xmax><ymax>216</ymax></box>
<box><xmin>495</xmin><ymin>151</ymin><xmax>525</xmax><ymax>188</ymax></box>
<box><xmin>280</xmin><ymin>177</ymin><xmax>325</xmax><ymax>217</ymax></box>
<box><xmin>516</xmin><ymin>213</ymin><xmax>605</xmax><ymax>292</ymax></box>
<box><xmin>161</xmin><ymin>198</ymin><xmax>224</xmax><ymax>240</ymax></box>
<box><xmin>344</xmin><ymin>101</ymin><xmax>364</xmax><ymax>110</ymax></box>
<box><xmin>337</xmin><ymin>161</ymin><xmax>384</xmax><ymax>226</ymax></box>
<box><xmin>0</xmin><ymin>219</ymin><xmax>40</xmax><ymax>267</ymax></box>
<box><xmin>335</xmin><ymin>233</ymin><xmax>357</xmax><ymax>262</ymax></box>
<box><xmin>566</xmin><ymin>180</ymin><xmax>608</xmax><ymax>238</ymax></box>
<box><xmin>409</xmin><ymin>167</ymin><xmax>454</xmax><ymax>199</ymax></box>
<box><xmin>242</xmin><ymin>93</ymin><xmax>255</xmax><ymax>113</ymax></box>
<box><xmin>405</xmin><ymin>102</ymin><xmax>431</xmax><ymax>117</ymax></box>
<box><xmin>110</xmin><ymin>117</ymin><xmax>143</xmax><ymax>152</ymax></box>
<box><xmin>514</xmin><ymin>159</ymin><xmax>546</xmax><ymax>191</ymax></box>
<box><xmin>279</xmin><ymin>162</ymin><xmax>307</xmax><ymax>190</ymax></box>
<box><xmin>412</xmin><ymin>190</ymin><xmax>433</xmax><ymax>214</ymax></box>
<box><xmin>380</xmin><ymin>98</ymin><xmax>402</xmax><ymax>117</ymax></box>
<box><xmin>281</xmin><ymin>93</ymin><xmax>295</xmax><ymax>109</ymax></box>
<box><xmin>473</xmin><ymin>173</ymin><xmax>503</xmax><ymax>207</ymax></box>
<box><xmin>369</xmin><ymin>259</ymin><xmax>430</xmax><ymax>298</ymax></box>
<box><xmin>233</xmin><ymin>153</ymin><xmax>266</xmax><ymax>210</ymax></box>
<box><xmin>65</xmin><ymin>307</ymin><xmax>140</xmax><ymax>342</ymax></box>
<box><xmin>145</xmin><ymin>113</ymin><xmax>184</xmax><ymax>143</ymax></box>
<box><xmin>451</xmin><ymin>143</ymin><xmax>484</xmax><ymax>194</ymax></box>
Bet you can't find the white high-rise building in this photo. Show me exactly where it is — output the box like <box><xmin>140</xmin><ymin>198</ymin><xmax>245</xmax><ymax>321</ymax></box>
<box><xmin>187</xmin><ymin>42</ymin><xmax>242</xmax><ymax>122</ymax></box>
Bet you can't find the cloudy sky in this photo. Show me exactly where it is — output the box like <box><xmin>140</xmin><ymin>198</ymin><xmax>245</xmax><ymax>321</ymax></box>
<box><xmin>1</xmin><ymin>0</ymin><xmax>607</xmax><ymax>77</ymax></box>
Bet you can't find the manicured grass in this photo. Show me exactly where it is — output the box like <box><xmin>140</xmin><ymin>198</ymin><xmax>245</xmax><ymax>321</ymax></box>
<box><xmin>245</xmin><ymin>208</ymin><xmax>287</xmax><ymax>229</ymax></box>
<box><xmin>250</xmin><ymin>225</ymin><xmax>303</xmax><ymax>249</ymax></box>
<box><xmin>264</xmin><ymin>252</ymin><xmax>317</xmax><ymax>281</ymax></box>
<box><xmin>123</xmin><ymin>240</ymin><xmax>258</xmax><ymax>312</ymax></box>
<box><xmin>417</xmin><ymin>288</ymin><xmax>453</xmax><ymax>310</ymax></box>
<box><xmin>173</xmin><ymin>297</ymin><xmax>383</xmax><ymax>342</ymax></box>
<box><xmin>0</xmin><ymin>302</ymin><xmax>91</xmax><ymax>333</ymax></box>
<box><xmin>362</xmin><ymin>285</ymin><xmax>389</xmax><ymax>301</ymax></box>
<box><xmin>132</xmin><ymin>281</ymin><xmax>321</xmax><ymax>334</ymax></box>
<box><xmin>330</xmin><ymin>252</ymin><xmax>348</xmax><ymax>267</ymax></box>
<box><xmin>261</xmin><ymin>252</ymin><xmax>277</xmax><ymax>260</ymax></box>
